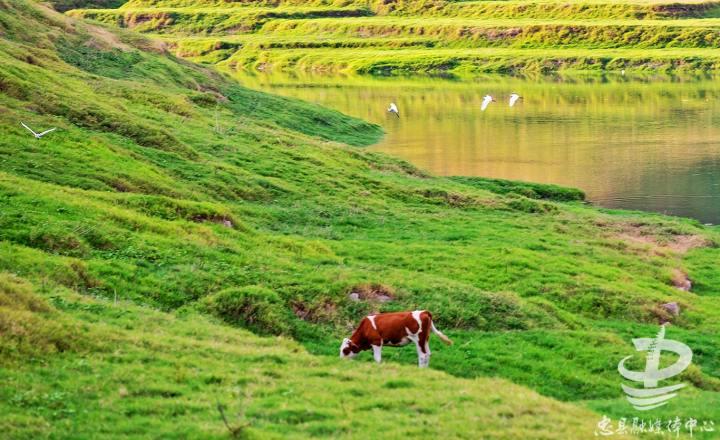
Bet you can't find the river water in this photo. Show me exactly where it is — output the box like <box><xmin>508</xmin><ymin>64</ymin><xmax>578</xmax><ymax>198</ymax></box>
<box><xmin>228</xmin><ymin>71</ymin><xmax>720</xmax><ymax>224</ymax></box>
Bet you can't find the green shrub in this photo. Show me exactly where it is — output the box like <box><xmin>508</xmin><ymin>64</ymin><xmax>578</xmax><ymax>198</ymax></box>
<box><xmin>451</xmin><ymin>176</ymin><xmax>585</xmax><ymax>202</ymax></box>
<box><xmin>188</xmin><ymin>92</ymin><xmax>218</xmax><ymax>108</ymax></box>
<box><xmin>201</xmin><ymin>285</ymin><xmax>292</xmax><ymax>334</ymax></box>
<box><xmin>505</xmin><ymin>194</ymin><xmax>559</xmax><ymax>214</ymax></box>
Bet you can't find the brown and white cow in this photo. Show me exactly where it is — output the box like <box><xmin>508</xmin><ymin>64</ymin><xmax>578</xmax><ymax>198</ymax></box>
<box><xmin>339</xmin><ymin>310</ymin><xmax>453</xmax><ymax>368</ymax></box>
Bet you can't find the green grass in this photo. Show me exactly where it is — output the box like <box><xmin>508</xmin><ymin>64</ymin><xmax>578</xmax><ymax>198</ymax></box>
<box><xmin>1</xmin><ymin>273</ymin><xmax>600</xmax><ymax>439</ymax></box>
<box><xmin>40</xmin><ymin>0</ymin><xmax>125</xmax><ymax>13</ymax></box>
<box><xmin>2</xmin><ymin>0</ymin><xmax>720</xmax><ymax>437</ymax></box>
<box><xmin>65</xmin><ymin>0</ymin><xmax>720</xmax><ymax>72</ymax></box>
<box><xmin>217</xmin><ymin>46</ymin><xmax>720</xmax><ymax>73</ymax></box>
<box><xmin>450</xmin><ymin>176</ymin><xmax>587</xmax><ymax>202</ymax></box>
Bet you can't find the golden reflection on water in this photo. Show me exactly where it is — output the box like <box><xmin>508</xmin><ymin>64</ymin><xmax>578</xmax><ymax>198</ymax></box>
<box><xmin>228</xmin><ymin>70</ymin><xmax>720</xmax><ymax>224</ymax></box>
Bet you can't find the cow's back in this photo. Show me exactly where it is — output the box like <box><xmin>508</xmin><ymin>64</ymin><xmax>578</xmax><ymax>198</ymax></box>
<box><xmin>373</xmin><ymin>311</ymin><xmax>429</xmax><ymax>341</ymax></box>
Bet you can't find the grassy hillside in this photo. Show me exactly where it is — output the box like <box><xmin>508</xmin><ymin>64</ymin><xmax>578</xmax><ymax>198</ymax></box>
<box><xmin>2</xmin><ymin>274</ymin><xmax>601</xmax><ymax>439</ymax></box>
<box><xmin>2</xmin><ymin>0</ymin><xmax>720</xmax><ymax>437</ymax></box>
<box><xmin>65</xmin><ymin>0</ymin><xmax>720</xmax><ymax>72</ymax></box>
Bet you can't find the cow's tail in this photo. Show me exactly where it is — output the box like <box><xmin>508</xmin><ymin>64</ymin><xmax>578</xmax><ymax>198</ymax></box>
<box><xmin>431</xmin><ymin>321</ymin><xmax>453</xmax><ymax>345</ymax></box>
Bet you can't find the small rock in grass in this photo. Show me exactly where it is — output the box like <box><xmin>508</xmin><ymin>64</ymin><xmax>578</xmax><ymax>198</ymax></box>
<box><xmin>675</xmin><ymin>280</ymin><xmax>691</xmax><ymax>291</ymax></box>
<box><xmin>662</xmin><ymin>302</ymin><xmax>680</xmax><ymax>315</ymax></box>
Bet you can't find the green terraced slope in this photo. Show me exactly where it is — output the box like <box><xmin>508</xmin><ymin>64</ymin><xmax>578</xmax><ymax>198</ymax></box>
<box><xmin>66</xmin><ymin>0</ymin><xmax>720</xmax><ymax>72</ymax></box>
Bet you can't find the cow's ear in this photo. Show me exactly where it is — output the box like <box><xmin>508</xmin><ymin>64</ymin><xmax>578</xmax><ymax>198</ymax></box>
<box><xmin>349</xmin><ymin>341</ymin><xmax>360</xmax><ymax>352</ymax></box>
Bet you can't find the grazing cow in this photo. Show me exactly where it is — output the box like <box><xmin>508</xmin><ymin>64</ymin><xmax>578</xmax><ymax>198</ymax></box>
<box><xmin>339</xmin><ymin>310</ymin><xmax>453</xmax><ymax>368</ymax></box>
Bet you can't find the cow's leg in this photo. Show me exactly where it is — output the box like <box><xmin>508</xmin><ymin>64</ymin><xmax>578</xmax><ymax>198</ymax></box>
<box><xmin>414</xmin><ymin>340</ymin><xmax>427</xmax><ymax>368</ymax></box>
<box><xmin>372</xmin><ymin>344</ymin><xmax>382</xmax><ymax>363</ymax></box>
<box><xmin>413</xmin><ymin>313</ymin><xmax>432</xmax><ymax>368</ymax></box>
<box><xmin>406</xmin><ymin>331</ymin><xmax>423</xmax><ymax>368</ymax></box>
<box><xmin>418</xmin><ymin>340</ymin><xmax>430</xmax><ymax>368</ymax></box>
<box><xmin>416</xmin><ymin>323</ymin><xmax>431</xmax><ymax>368</ymax></box>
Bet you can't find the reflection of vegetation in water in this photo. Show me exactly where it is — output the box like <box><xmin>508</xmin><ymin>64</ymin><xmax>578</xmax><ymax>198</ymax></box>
<box><xmin>227</xmin><ymin>69</ymin><xmax>720</xmax><ymax>223</ymax></box>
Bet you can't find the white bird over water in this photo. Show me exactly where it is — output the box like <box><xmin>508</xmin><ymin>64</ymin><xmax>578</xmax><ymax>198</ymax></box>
<box><xmin>22</xmin><ymin>122</ymin><xmax>56</xmax><ymax>139</ymax></box>
<box><xmin>387</xmin><ymin>102</ymin><xmax>399</xmax><ymax>117</ymax></box>
<box><xmin>509</xmin><ymin>93</ymin><xmax>523</xmax><ymax>107</ymax></box>
<box><xmin>481</xmin><ymin>95</ymin><xmax>496</xmax><ymax>111</ymax></box>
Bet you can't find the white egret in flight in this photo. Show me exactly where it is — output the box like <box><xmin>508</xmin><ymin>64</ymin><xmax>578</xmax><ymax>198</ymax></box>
<box><xmin>481</xmin><ymin>95</ymin><xmax>496</xmax><ymax>111</ymax></box>
<box><xmin>509</xmin><ymin>93</ymin><xmax>523</xmax><ymax>107</ymax></box>
<box><xmin>22</xmin><ymin>122</ymin><xmax>56</xmax><ymax>139</ymax></box>
<box><xmin>622</xmin><ymin>69</ymin><xmax>625</xmax><ymax>75</ymax></box>
<box><xmin>387</xmin><ymin>103</ymin><xmax>399</xmax><ymax>117</ymax></box>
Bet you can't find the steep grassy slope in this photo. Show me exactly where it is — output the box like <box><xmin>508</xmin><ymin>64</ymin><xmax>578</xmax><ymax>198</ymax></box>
<box><xmin>66</xmin><ymin>0</ymin><xmax>720</xmax><ymax>72</ymax></box>
<box><xmin>2</xmin><ymin>0</ymin><xmax>720</xmax><ymax>437</ymax></box>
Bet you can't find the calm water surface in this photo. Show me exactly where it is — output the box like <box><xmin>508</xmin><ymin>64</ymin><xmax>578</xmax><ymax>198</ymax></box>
<box><xmin>229</xmin><ymin>71</ymin><xmax>720</xmax><ymax>224</ymax></box>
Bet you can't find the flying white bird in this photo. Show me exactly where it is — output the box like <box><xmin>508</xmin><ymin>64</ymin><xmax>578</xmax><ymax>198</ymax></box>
<box><xmin>22</xmin><ymin>122</ymin><xmax>56</xmax><ymax>139</ymax></box>
<box><xmin>509</xmin><ymin>93</ymin><xmax>523</xmax><ymax>107</ymax></box>
<box><xmin>481</xmin><ymin>95</ymin><xmax>496</xmax><ymax>111</ymax></box>
<box><xmin>621</xmin><ymin>69</ymin><xmax>625</xmax><ymax>75</ymax></box>
<box><xmin>387</xmin><ymin>102</ymin><xmax>399</xmax><ymax>117</ymax></box>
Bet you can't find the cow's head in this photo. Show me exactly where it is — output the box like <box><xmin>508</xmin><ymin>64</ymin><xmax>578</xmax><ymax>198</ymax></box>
<box><xmin>340</xmin><ymin>338</ymin><xmax>359</xmax><ymax>359</ymax></box>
